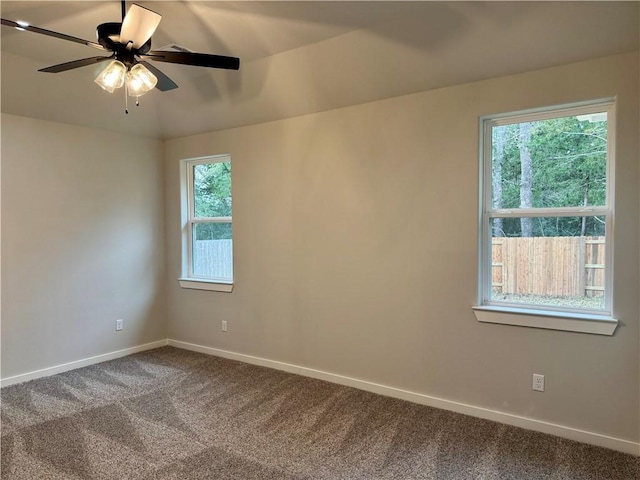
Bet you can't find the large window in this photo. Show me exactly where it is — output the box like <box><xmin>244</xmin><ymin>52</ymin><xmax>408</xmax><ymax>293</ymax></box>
<box><xmin>476</xmin><ymin>99</ymin><xmax>616</xmax><ymax>332</ymax></box>
<box><xmin>180</xmin><ymin>155</ymin><xmax>233</xmax><ymax>291</ymax></box>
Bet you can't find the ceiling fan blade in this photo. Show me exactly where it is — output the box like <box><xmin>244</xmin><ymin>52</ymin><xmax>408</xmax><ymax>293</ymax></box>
<box><xmin>144</xmin><ymin>51</ymin><xmax>240</xmax><ymax>70</ymax></box>
<box><xmin>139</xmin><ymin>61</ymin><xmax>178</xmax><ymax>91</ymax></box>
<box><xmin>39</xmin><ymin>56</ymin><xmax>113</xmax><ymax>73</ymax></box>
<box><xmin>1</xmin><ymin>18</ymin><xmax>105</xmax><ymax>51</ymax></box>
<box><xmin>120</xmin><ymin>4</ymin><xmax>161</xmax><ymax>50</ymax></box>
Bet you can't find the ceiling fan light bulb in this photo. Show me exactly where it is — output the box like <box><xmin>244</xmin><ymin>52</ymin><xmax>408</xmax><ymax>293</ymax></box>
<box><xmin>125</xmin><ymin>64</ymin><xmax>158</xmax><ymax>97</ymax></box>
<box><xmin>94</xmin><ymin>60</ymin><xmax>126</xmax><ymax>93</ymax></box>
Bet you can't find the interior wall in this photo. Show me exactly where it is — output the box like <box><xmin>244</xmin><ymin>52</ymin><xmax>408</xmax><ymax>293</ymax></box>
<box><xmin>1</xmin><ymin>114</ymin><xmax>167</xmax><ymax>378</ymax></box>
<box><xmin>164</xmin><ymin>52</ymin><xmax>639</xmax><ymax>443</ymax></box>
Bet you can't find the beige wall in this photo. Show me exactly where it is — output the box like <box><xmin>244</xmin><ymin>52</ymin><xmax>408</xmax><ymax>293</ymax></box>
<box><xmin>1</xmin><ymin>114</ymin><xmax>167</xmax><ymax>378</ymax></box>
<box><xmin>164</xmin><ymin>53</ymin><xmax>639</xmax><ymax>442</ymax></box>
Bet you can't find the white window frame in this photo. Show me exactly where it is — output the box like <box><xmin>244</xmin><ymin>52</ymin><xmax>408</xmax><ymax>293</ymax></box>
<box><xmin>473</xmin><ymin>99</ymin><xmax>618</xmax><ymax>335</ymax></box>
<box><xmin>178</xmin><ymin>154</ymin><xmax>233</xmax><ymax>292</ymax></box>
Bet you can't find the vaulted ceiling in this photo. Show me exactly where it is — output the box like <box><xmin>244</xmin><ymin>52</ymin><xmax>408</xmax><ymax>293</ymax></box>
<box><xmin>2</xmin><ymin>1</ymin><xmax>638</xmax><ymax>139</ymax></box>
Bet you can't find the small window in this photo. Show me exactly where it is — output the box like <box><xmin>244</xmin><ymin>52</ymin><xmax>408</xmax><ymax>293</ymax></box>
<box><xmin>180</xmin><ymin>155</ymin><xmax>233</xmax><ymax>290</ymax></box>
<box><xmin>478</xmin><ymin>99</ymin><xmax>614</xmax><ymax>318</ymax></box>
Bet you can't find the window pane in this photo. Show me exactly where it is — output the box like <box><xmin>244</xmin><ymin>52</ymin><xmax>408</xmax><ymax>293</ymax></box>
<box><xmin>490</xmin><ymin>216</ymin><xmax>605</xmax><ymax>310</ymax></box>
<box><xmin>193</xmin><ymin>161</ymin><xmax>231</xmax><ymax>218</ymax></box>
<box><xmin>491</xmin><ymin>112</ymin><xmax>607</xmax><ymax>210</ymax></box>
<box><xmin>192</xmin><ymin>222</ymin><xmax>233</xmax><ymax>280</ymax></box>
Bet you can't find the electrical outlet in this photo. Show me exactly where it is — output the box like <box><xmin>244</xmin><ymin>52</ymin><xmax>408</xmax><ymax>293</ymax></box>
<box><xmin>533</xmin><ymin>374</ymin><xmax>545</xmax><ymax>392</ymax></box>
<box><xmin>221</xmin><ymin>320</ymin><xmax>228</xmax><ymax>332</ymax></box>
<box><xmin>116</xmin><ymin>319</ymin><xmax>123</xmax><ymax>331</ymax></box>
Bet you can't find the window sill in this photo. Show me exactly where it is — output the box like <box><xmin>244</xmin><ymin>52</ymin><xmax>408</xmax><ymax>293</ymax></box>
<box><xmin>472</xmin><ymin>305</ymin><xmax>618</xmax><ymax>335</ymax></box>
<box><xmin>178</xmin><ymin>278</ymin><xmax>234</xmax><ymax>293</ymax></box>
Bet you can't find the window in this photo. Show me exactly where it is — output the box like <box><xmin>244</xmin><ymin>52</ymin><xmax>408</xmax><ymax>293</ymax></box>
<box><xmin>474</xmin><ymin>99</ymin><xmax>617</xmax><ymax>335</ymax></box>
<box><xmin>179</xmin><ymin>155</ymin><xmax>233</xmax><ymax>292</ymax></box>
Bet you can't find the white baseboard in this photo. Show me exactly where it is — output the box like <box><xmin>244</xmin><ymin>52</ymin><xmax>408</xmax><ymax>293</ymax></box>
<box><xmin>0</xmin><ymin>339</ymin><xmax>168</xmax><ymax>387</ymax></box>
<box><xmin>168</xmin><ymin>338</ymin><xmax>640</xmax><ymax>456</ymax></box>
<box><xmin>2</xmin><ymin>337</ymin><xmax>636</xmax><ymax>456</ymax></box>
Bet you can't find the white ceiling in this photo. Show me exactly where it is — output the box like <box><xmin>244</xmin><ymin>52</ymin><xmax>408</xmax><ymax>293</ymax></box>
<box><xmin>1</xmin><ymin>1</ymin><xmax>638</xmax><ymax>139</ymax></box>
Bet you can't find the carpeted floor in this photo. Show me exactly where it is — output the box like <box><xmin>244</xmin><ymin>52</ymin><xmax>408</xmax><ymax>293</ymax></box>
<box><xmin>1</xmin><ymin>347</ymin><xmax>638</xmax><ymax>479</ymax></box>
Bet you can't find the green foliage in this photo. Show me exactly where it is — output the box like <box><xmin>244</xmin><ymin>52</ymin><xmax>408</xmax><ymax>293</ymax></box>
<box><xmin>194</xmin><ymin>222</ymin><xmax>232</xmax><ymax>241</ymax></box>
<box><xmin>492</xmin><ymin>115</ymin><xmax>607</xmax><ymax>237</ymax></box>
<box><xmin>193</xmin><ymin>161</ymin><xmax>232</xmax><ymax>241</ymax></box>
<box><xmin>194</xmin><ymin>161</ymin><xmax>231</xmax><ymax>218</ymax></box>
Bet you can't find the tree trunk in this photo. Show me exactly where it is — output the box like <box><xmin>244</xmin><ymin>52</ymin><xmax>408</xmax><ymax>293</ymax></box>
<box><xmin>581</xmin><ymin>177</ymin><xmax>589</xmax><ymax>236</ymax></box>
<box><xmin>492</xmin><ymin>127</ymin><xmax>506</xmax><ymax>237</ymax></box>
<box><xmin>519</xmin><ymin>122</ymin><xmax>533</xmax><ymax>237</ymax></box>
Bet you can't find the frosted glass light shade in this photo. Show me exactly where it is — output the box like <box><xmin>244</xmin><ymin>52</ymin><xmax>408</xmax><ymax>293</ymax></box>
<box><xmin>94</xmin><ymin>60</ymin><xmax>126</xmax><ymax>93</ymax></box>
<box><xmin>125</xmin><ymin>64</ymin><xmax>157</xmax><ymax>97</ymax></box>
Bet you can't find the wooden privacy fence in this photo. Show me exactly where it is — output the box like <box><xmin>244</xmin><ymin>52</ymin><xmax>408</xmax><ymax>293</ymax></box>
<box><xmin>193</xmin><ymin>239</ymin><xmax>233</xmax><ymax>278</ymax></box>
<box><xmin>492</xmin><ymin>236</ymin><xmax>604</xmax><ymax>297</ymax></box>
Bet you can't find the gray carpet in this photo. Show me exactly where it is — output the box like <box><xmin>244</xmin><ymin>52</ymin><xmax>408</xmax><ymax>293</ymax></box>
<box><xmin>1</xmin><ymin>347</ymin><xmax>637</xmax><ymax>479</ymax></box>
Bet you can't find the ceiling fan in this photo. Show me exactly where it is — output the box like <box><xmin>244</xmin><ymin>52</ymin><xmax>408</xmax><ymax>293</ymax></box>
<box><xmin>1</xmin><ymin>1</ymin><xmax>240</xmax><ymax>111</ymax></box>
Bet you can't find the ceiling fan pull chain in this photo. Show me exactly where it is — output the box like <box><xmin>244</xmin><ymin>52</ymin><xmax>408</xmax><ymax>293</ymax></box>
<box><xmin>125</xmin><ymin>82</ymin><xmax>129</xmax><ymax>114</ymax></box>
<box><xmin>136</xmin><ymin>97</ymin><xmax>140</xmax><ymax>107</ymax></box>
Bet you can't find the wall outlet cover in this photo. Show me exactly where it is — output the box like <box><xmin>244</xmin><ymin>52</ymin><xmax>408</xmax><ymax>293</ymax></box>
<box><xmin>533</xmin><ymin>374</ymin><xmax>545</xmax><ymax>392</ymax></box>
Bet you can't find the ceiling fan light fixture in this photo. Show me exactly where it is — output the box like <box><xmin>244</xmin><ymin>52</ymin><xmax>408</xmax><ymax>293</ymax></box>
<box><xmin>125</xmin><ymin>63</ymin><xmax>157</xmax><ymax>97</ymax></box>
<box><xmin>94</xmin><ymin>60</ymin><xmax>126</xmax><ymax>93</ymax></box>
<box><xmin>2</xmin><ymin>0</ymin><xmax>240</xmax><ymax>112</ymax></box>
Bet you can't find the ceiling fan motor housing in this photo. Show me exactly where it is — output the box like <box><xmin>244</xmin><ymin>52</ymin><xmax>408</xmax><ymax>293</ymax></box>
<box><xmin>97</xmin><ymin>22</ymin><xmax>151</xmax><ymax>64</ymax></box>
